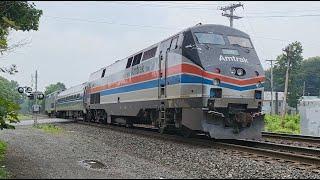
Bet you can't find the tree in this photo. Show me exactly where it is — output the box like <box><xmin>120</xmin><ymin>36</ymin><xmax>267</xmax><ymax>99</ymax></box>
<box><xmin>0</xmin><ymin>76</ymin><xmax>21</xmax><ymax>129</ymax></box>
<box><xmin>0</xmin><ymin>1</ymin><xmax>42</xmax><ymax>53</ymax></box>
<box><xmin>0</xmin><ymin>2</ymin><xmax>42</xmax><ymax>129</ymax></box>
<box><xmin>0</xmin><ymin>64</ymin><xmax>18</xmax><ymax>74</ymax></box>
<box><xmin>0</xmin><ymin>1</ymin><xmax>42</xmax><ymax>75</ymax></box>
<box><xmin>300</xmin><ymin>57</ymin><xmax>320</xmax><ymax>96</ymax></box>
<box><xmin>273</xmin><ymin>41</ymin><xmax>303</xmax><ymax>108</ymax></box>
<box><xmin>44</xmin><ymin>82</ymin><xmax>66</xmax><ymax>95</ymax></box>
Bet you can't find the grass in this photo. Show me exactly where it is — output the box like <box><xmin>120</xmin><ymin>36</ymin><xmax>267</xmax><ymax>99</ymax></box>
<box><xmin>0</xmin><ymin>141</ymin><xmax>8</xmax><ymax>179</ymax></box>
<box><xmin>35</xmin><ymin>124</ymin><xmax>63</xmax><ymax>134</ymax></box>
<box><xmin>264</xmin><ymin>114</ymin><xmax>300</xmax><ymax>134</ymax></box>
<box><xmin>17</xmin><ymin>114</ymin><xmax>34</xmax><ymax>121</ymax></box>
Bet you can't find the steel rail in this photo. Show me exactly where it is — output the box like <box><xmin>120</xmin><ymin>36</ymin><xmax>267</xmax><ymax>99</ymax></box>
<box><xmin>262</xmin><ymin>131</ymin><xmax>320</xmax><ymax>144</ymax></box>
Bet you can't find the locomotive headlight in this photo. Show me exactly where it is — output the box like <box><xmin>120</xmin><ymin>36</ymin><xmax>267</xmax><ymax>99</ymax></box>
<box><xmin>213</xmin><ymin>78</ymin><xmax>220</xmax><ymax>86</ymax></box>
<box><xmin>231</xmin><ymin>67</ymin><xmax>236</xmax><ymax>74</ymax></box>
<box><xmin>236</xmin><ymin>68</ymin><xmax>244</xmax><ymax>76</ymax></box>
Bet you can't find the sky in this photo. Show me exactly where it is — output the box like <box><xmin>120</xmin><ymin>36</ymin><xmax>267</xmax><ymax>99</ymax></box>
<box><xmin>1</xmin><ymin>1</ymin><xmax>320</xmax><ymax>91</ymax></box>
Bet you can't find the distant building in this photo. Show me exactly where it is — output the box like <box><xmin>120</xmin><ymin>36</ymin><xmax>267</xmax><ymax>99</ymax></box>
<box><xmin>262</xmin><ymin>91</ymin><xmax>286</xmax><ymax>115</ymax></box>
<box><xmin>298</xmin><ymin>96</ymin><xmax>320</xmax><ymax>137</ymax></box>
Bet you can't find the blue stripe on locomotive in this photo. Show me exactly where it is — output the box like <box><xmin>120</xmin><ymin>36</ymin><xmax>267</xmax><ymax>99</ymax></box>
<box><xmin>98</xmin><ymin>74</ymin><xmax>262</xmax><ymax>96</ymax></box>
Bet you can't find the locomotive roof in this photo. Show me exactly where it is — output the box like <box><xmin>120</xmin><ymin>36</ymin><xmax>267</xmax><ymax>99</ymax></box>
<box><xmin>89</xmin><ymin>23</ymin><xmax>250</xmax><ymax>78</ymax></box>
<box><xmin>57</xmin><ymin>83</ymin><xmax>85</xmax><ymax>97</ymax></box>
<box><xmin>188</xmin><ymin>24</ymin><xmax>250</xmax><ymax>38</ymax></box>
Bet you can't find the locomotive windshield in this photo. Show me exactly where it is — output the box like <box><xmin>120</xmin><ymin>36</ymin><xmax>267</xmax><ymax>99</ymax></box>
<box><xmin>194</xmin><ymin>32</ymin><xmax>225</xmax><ymax>45</ymax></box>
<box><xmin>227</xmin><ymin>36</ymin><xmax>253</xmax><ymax>48</ymax></box>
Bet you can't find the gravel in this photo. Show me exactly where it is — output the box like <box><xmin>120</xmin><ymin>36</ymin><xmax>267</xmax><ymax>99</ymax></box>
<box><xmin>0</xmin><ymin>119</ymin><xmax>319</xmax><ymax>179</ymax></box>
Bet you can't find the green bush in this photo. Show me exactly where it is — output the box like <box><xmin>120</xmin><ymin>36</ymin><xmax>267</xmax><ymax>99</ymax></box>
<box><xmin>264</xmin><ymin>114</ymin><xmax>300</xmax><ymax>134</ymax></box>
<box><xmin>0</xmin><ymin>141</ymin><xmax>7</xmax><ymax>178</ymax></box>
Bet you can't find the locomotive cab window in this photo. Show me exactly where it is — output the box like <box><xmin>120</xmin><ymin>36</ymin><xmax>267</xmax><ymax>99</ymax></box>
<box><xmin>142</xmin><ymin>46</ymin><xmax>157</xmax><ymax>61</ymax></box>
<box><xmin>194</xmin><ymin>32</ymin><xmax>225</xmax><ymax>45</ymax></box>
<box><xmin>227</xmin><ymin>36</ymin><xmax>253</xmax><ymax>48</ymax></box>
<box><xmin>170</xmin><ymin>36</ymin><xmax>178</xmax><ymax>50</ymax></box>
<box><xmin>126</xmin><ymin>57</ymin><xmax>133</xmax><ymax>69</ymax></box>
<box><xmin>101</xmin><ymin>68</ymin><xmax>106</xmax><ymax>78</ymax></box>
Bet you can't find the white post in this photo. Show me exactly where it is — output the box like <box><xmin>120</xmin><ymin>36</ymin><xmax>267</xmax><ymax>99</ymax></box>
<box><xmin>34</xmin><ymin>70</ymin><xmax>38</xmax><ymax>127</ymax></box>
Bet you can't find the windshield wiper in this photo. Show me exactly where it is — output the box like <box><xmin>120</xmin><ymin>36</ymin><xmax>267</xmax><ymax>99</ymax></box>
<box><xmin>231</xmin><ymin>44</ymin><xmax>242</xmax><ymax>47</ymax></box>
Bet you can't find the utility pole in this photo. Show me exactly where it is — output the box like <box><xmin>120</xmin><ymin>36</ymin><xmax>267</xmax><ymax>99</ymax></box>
<box><xmin>275</xmin><ymin>92</ymin><xmax>279</xmax><ymax>115</ymax></box>
<box><xmin>303</xmin><ymin>81</ymin><xmax>305</xmax><ymax>96</ymax></box>
<box><xmin>219</xmin><ymin>2</ymin><xmax>243</xmax><ymax>28</ymax></box>
<box><xmin>266</xmin><ymin>59</ymin><xmax>277</xmax><ymax>115</ymax></box>
<box><xmin>281</xmin><ymin>47</ymin><xmax>292</xmax><ymax>126</ymax></box>
<box><xmin>34</xmin><ymin>70</ymin><xmax>38</xmax><ymax>127</ymax></box>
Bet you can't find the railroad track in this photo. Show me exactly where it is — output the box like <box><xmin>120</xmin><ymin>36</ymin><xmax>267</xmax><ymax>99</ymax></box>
<box><xmin>217</xmin><ymin>139</ymin><xmax>320</xmax><ymax>167</ymax></box>
<box><xmin>60</xmin><ymin>120</ymin><xmax>320</xmax><ymax>172</ymax></box>
<box><xmin>262</xmin><ymin>131</ymin><xmax>320</xmax><ymax>144</ymax></box>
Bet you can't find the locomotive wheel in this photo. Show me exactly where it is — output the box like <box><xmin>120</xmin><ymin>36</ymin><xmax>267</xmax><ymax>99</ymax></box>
<box><xmin>159</xmin><ymin>126</ymin><xmax>167</xmax><ymax>134</ymax></box>
<box><xmin>125</xmin><ymin>123</ymin><xmax>132</xmax><ymax>128</ymax></box>
<box><xmin>83</xmin><ymin>114</ymin><xmax>88</xmax><ymax>122</ymax></box>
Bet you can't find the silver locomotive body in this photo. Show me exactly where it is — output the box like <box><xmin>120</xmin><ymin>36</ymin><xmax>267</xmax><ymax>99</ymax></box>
<box><xmin>49</xmin><ymin>24</ymin><xmax>265</xmax><ymax>139</ymax></box>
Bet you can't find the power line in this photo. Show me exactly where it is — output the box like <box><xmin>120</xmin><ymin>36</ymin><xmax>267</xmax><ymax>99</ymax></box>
<box><xmin>240</xmin><ymin>8</ymin><xmax>268</xmax><ymax>61</ymax></box>
<box><xmin>252</xmin><ymin>36</ymin><xmax>320</xmax><ymax>48</ymax></box>
<box><xmin>149</xmin><ymin>1</ymin><xmax>220</xmax><ymax>6</ymax></box>
<box><xmin>37</xmin><ymin>1</ymin><xmax>320</xmax><ymax>17</ymax></box>
<box><xmin>130</xmin><ymin>1</ymin><xmax>221</xmax><ymax>7</ymax></box>
<box><xmin>44</xmin><ymin>15</ymin><xmax>178</xmax><ymax>30</ymax></box>
<box><xmin>104</xmin><ymin>1</ymin><xmax>220</xmax><ymax>10</ymax></box>
<box><xmin>246</xmin><ymin>8</ymin><xmax>320</xmax><ymax>15</ymax></box>
<box><xmin>246</xmin><ymin>14</ymin><xmax>320</xmax><ymax>18</ymax></box>
<box><xmin>114</xmin><ymin>1</ymin><xmax>320</xmax><ymax>16</ymax></box>
<box><xmin>44</xmin><ymin>15</ymin><xmax>320</xmax><ymax>48</ymax></box>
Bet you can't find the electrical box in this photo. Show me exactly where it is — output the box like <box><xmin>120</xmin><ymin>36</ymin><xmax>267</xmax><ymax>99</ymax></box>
<box><xmin>298</xmin><ymin>96</ymin><xmax>320</xmax><ymax>137</ymax></box>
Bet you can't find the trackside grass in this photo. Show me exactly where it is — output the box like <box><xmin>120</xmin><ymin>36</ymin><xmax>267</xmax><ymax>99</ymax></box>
<box><xmin>35</xmin><ymin>124</ymin><xmax>63</xmax><ymax>134</ymax></box>
<box><xmin>17</xmin><ymin>114</ymin><xmax>33</xmax><ymax>121</ymax></box>
<box><xmin>0</xmin><ymin>141</ymin><xmax>7</xmax><ymax>179</ymax></box>
<box><xmin>264</xmin><ymin>114</ymin><xmax>300</xmax><ymax>134</ymax></box>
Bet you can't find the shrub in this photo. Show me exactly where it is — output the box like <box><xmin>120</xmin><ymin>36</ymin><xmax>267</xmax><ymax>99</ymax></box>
<box><xmin>264</xmin><ymin>114</ymin><xmax>300</xmax><ymax>134</ymax></box>
<box><xmin>0</xmin><ymin>141</ymin><xmax>7</xmax><ymax>178</ymax></box>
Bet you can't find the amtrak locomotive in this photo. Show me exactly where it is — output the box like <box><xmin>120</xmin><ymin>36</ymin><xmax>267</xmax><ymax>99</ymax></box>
<box><xmin>45</xmin><ymin>24</ymin><xmax>265</xmax><ymax>139</ymax></box>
